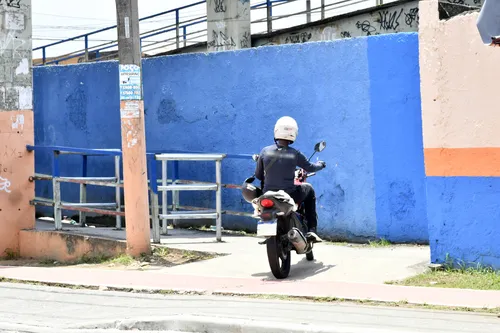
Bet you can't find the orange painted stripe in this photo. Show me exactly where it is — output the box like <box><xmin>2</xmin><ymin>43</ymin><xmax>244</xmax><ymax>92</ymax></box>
<box><xmin>424</xmin><ymin>148</ymin><xmax>500</xmax><ymax>177</ymax></box>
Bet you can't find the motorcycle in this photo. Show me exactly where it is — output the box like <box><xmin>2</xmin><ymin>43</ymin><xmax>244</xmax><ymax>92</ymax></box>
<box><xmin>248</xmin><ymin>141</ymin><xmax>326</xmax><ymax>279</ymax></box>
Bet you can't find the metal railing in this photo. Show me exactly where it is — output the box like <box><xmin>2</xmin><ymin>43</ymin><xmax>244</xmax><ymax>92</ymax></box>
<box><xmin>33</xmin><ymin>0</ymin><xmax>382</xmax><ymax>65</ymax></box>
<box><xmin>27</xmin><ymin>145</ymin><xmax>254</xmax><ymax>242</ymax></box>
<box><xmin>149</xmin><ymin>153</ymin><xmax>226</xmax><ymax>242</ymax></box>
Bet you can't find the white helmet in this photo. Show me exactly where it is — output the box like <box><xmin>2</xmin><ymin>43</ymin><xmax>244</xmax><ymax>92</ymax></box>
<box><xmin>274</xmin><ymin>116</ymin><xmax>298</xmax><ymax>142</ymax></box>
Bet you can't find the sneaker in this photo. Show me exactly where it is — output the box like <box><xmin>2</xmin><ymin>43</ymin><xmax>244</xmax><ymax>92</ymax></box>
<box><xmin>306</xmin><ymin>228</ymin><xmax>322</xmax><ymax>243</ymax></box>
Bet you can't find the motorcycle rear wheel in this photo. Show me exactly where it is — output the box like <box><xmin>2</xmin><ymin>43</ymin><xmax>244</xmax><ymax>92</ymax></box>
<box><xmin>266</xmin><ymin>236</ymin><xmax>291</xmax><ymax>279</ymax></box>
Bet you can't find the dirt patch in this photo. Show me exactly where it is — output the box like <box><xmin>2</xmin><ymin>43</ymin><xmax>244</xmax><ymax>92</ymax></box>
<box><xmin>0</xmin><ymin>246</ymin><xmax>221</xmax><ymax>271</ymax></box>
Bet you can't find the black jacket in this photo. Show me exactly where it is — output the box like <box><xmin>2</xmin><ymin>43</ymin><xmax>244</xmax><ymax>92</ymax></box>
<box><xmin>255</xmin><ymin>144</ymin><xmax>324</xmax><ymax>193</ymax></box>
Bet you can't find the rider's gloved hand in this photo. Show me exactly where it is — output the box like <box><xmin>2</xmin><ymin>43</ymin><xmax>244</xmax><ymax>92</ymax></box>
<box><xmin>318</xmin><ymin>161</ymin><xmax>326</xmax><ymax>169</ymax></box>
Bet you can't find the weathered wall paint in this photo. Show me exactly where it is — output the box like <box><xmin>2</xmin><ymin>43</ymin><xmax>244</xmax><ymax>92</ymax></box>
<box><xmin>419</xmin><ymin>0</ymin><xmax>500</xmax><ymax>267</ymax></box>
<box><xmin>33</xmin><ymin>62</ymin><xmax>121</xmax><ymax>208</ymax></box>
<box><xmin>207</xmin><ymin>0</ymin><xmax>251</xmax><ymax>52</ymax></box>
<box><xmin>33</xmin><ymin>33</ymin><xmax>426</xmax><ymax>242</ymax></box>
<box><xmin>0</xmin><ymin>0</ymin><xmax>34</xmax><ymax>258</ymax></box>
<box><xmin>368</xmin><ymin>33</ymin><xmax>427</xmax><ymax>243</ymax></box>
<box><xmin>19</xmin><ymin>229</ymin><xmax>126</xmax><ymax>262</ymax></box>
<box><xmin>0</xmin><ymin>0</ymin><xmax>32</xmax><ymax>110</ymax></box>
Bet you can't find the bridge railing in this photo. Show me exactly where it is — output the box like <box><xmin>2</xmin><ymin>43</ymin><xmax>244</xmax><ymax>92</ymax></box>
<box><xmin>33</xmin><ymin>0</ymin><xmax>383</xmax><ymax>66</ymax></box>
<box><xmin>27</xmin><ymin>145</ymin><xmax>254</xmax><ymax>242</ymax></box>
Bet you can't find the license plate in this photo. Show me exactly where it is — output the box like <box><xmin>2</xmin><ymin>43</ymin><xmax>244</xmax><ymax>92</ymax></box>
<box><xmin>257</xmin><ymin>219</ymin><xmax>277</xmax><ymax>237</ymax></box>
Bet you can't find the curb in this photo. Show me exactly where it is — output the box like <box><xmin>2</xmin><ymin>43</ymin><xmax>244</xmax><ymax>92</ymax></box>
<box><xmin>2</xmin><ymin>275</ymin><xmax>500</xmax><ymax>311</ymax></box>
<box><xmin>75</xmin><ymin>314</ymin><xmax>417</xmax><ymax>333</ymax></box>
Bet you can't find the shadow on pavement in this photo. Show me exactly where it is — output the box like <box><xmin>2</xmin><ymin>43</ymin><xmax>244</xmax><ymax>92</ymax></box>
<box><xmin>251</xmin><ymin>258</ymin><xmax>336</xmax><ymax>281</ymax></box>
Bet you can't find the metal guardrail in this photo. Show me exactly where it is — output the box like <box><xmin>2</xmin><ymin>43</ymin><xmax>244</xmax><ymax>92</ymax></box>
<box><xmin>33</xmin><ymin>0</ymin><xmax>380</xmax><ymax>66</ymax></box>
<box><xmin>27</xmin><ymin>145</ymin><xmax>254</xmax><ymax>242</ymax></box>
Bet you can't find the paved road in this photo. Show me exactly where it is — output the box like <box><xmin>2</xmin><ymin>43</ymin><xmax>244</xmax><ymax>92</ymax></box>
<box><xmin>0</xmin><ymin>283</ymin><xmax>498</xmax><ymax>333</ymax></box>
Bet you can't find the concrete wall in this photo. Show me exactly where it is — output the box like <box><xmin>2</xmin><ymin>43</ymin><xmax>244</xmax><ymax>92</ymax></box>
<box><xmin>33</xmin><ymin>33</ymin><xmax>427</xmax><ymax>243</ymax></box>
<box><xmin>254</xmin><ymin>0</ymin><xmax>420</xmax><ymax>47</ymax></box>
<box><xmin>207</xmin><ymin>0</ymin><xmax>251</xmax><ymax>52</ymax></box>
<box><xmin>0</xmin><ymin>0</ymin><xmax>35</xmax><ymax>258</ymax></box>
<box><xmin>20</xmin><ymin>230</ymin><xmax>126</xmax><ymax>262</ymax></box>
<box><xmin>419</xmin><ymin>0</ymin><xmax>500</xmax><ymax>267</ymax></box>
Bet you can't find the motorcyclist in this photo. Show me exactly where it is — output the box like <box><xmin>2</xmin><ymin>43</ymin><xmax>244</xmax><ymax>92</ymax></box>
<box><xmin>254</xmin><ymin>116</ymin><xmax>326</xmax><ymax>235</ymax></box>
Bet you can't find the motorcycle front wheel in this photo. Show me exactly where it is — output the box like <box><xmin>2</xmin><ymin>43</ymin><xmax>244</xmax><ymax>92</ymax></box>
<box><xmin>266</xmin><ymin>235</ymin><xmax>291</xmax><ymax>279</ymax></box>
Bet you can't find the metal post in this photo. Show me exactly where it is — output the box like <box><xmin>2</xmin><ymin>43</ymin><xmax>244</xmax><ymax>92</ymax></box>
<box><xmin>79</xmin><ymin>155</ymin><xmax>88</xmax><ymax>227</ymax></box>
<box><xmin>115</xmin><ymin>155</ymin><xmax>122</xmax><ymax>229</ymax></box>
<box><xmin>267</xmin><ymin>0</ymin><xmax>272</xmax><ymax>33</ymax></box>
<box><xmin>376</xmin><ymin>0</ymin><xmax>383</xmax><ymax>5</ymax></box>
<box><xmin>183</xmin><ymin>26</ymin><xmax>187</xmax><ymax>47</ymax></box>
<box><xmin>53</xmin><ymin>179</ymin><xmax>62</xmax><ymax>230</ymax></box>
<box><xmin>150</xmin><ymin>190</ymin><xmax>160</xmax><ymax>243</ymax></box>
<box><xmin>148</xmin><ymin>155</ymin><xmax>160</xmax><ymax>243</ymax></box>
<box><xmin>172</xmin><ymin>161</ymin><xmax>179</xmax><ymax>228</ymax></box>
<box><xmin>215</xmin><ymin>160</ymin><xmax>222</xmax><ymax>242</ymax></box>
<box><xmin>306</xmin><ymin>0</ymin><xmax>311</xmax><ymax>23</ymax></box>
<box><xmin>52</xmin><ymin>152</ymin><xmax>62</xmax><ymax>230</ymax></box>
<box><xmin>161</xmin><ymin>160</ymin><xmax>168</xmax><ymax>235</ymax></box>
<box><xmin>175</xmin><ymin>9</ymin><xmax>180</xmax><ymax>49</ymax></box>
<box><xmin>42</xmin><ymin>47</ymin><xmax>46</xmax><ymax>65</ymax></box>
<box><xmin>321</xmin><ymin>0</ymin><xmax>325</xmax><ymax>20</ymax></box>
<box><xmin>84</xmin><ymin>35</ymin><xmax>89</xmax><ymax>62</ymax></box>
<box><xmin>116</xmin><ymin>0</ymin><xmax>152</xmax><ymax>256</ymax></box>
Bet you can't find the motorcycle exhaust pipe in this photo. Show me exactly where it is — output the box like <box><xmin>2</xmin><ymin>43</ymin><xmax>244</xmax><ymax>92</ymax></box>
<box><xmin>287</xmin><ymin>227</ymin><xmax>308</xmax><ymax>254</ymax></box>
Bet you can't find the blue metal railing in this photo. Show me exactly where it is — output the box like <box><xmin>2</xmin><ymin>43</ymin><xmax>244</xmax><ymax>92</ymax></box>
<box><xmin>33</xmin><ymin>1</ymin><xmax>208</xmax><ymax>65</ymax></box>
<box><xmin>33</xmin><ymin>0</ymin><xmax>292</xmax><ymax>66</ymax></box>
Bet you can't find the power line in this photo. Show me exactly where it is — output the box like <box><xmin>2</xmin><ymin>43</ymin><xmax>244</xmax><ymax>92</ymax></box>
<box><xmin>33</xmin><ymin>12</ymin><xmax>115</xmax><ymax>22</ymax></box>
<box><xmin>33</xmin><ymin>9</ymin><xmax>207</xmax><ymax>31</ymax></box>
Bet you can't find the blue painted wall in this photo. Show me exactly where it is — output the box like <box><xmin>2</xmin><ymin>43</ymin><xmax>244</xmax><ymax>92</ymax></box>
<box><xmin>33</xmin><ymin>62</ymin><xmax>121</xmax><ymax>208</ymax></box>
<box><xmin>33</xmin><ymin>33</ymin><xmax>427</xmax><ymax>242</ymax></box>
<box><xmin>368</xmin><ymin>34</ymin><xmax>428</xmax><ymax>243</ymax></box>
<box><xmin>427</xmin><ymin>177</ymin><xmax>500</xmax><ymax>268</ymax></box>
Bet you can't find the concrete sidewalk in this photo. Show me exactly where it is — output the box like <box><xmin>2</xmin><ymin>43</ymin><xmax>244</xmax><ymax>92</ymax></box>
<box><xmin>1</xmin><ymin>265</ymin><xmax>500</xmax><ymax>309</ymax></box>
<box><xmin>12</xmin><ymin>222</ymin><xmax>498</xmax><ymax>310</ymax></box>
<box><xmin>35</xmin><ymin>220</ymin><xmax>429</xmax><ymax>284</ymax></box>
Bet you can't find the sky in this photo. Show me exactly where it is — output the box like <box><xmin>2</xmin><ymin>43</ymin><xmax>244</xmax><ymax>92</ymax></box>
<box><xmin>31</xmin><ymin>0</ymin><xmax>389</xmax><ymax>60</ymax></box>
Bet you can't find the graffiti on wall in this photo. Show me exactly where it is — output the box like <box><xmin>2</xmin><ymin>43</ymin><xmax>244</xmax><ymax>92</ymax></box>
<box><xmin>0</xmin><ymin>0</ymin><xmax>32</xmax><ymax>111</ymax></box>
<box><xmin>207</xmin><ymin>0</ymin><xmax>250</xmax><ymax>51</ymax></box>
<box><xmin>354</xmin><ymin>7</ymin><xmax>419</xmax><ymax>36</ymax></box>
<box><xmin>254</xmin><ymin>1</ymin><xmax>420</xmax><ymax>47</ymax></box>
<box><xmin>0</xmin><ymin>176</ymin><xmax>11</xmax><ymax>193</ymax></box>
<box><xmin>445</xmin><ymin>0</ymin><xmax>482</xmax><ymax>5</ymax></box>
<box><xmin>285</xmin><ymin>32</ymin><xmax>313</xmax><ymax>44</ymax></box>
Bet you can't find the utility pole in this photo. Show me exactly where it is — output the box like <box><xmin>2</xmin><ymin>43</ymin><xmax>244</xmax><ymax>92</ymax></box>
<box><xmin>115</xmin><ymin>0</ymin><xmax>151</xmax><ymax>256</ymax></box>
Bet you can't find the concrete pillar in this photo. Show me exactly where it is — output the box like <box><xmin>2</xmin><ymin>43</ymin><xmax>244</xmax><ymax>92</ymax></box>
<box><xmin>207</xmin><ymin>0</ymin><xmax>251</xmax><ymax>52</ymax></box>
<box><xmin>0</xmin><ymin>0</ymin><xmax>34</xmax><ymax>258</ymax></box>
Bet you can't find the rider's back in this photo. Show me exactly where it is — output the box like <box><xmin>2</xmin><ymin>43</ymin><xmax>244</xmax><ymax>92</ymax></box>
<box><xmin>255</xmin><ymin>144</ymin><xmax>323</xmax><ymax>193</ymax></box>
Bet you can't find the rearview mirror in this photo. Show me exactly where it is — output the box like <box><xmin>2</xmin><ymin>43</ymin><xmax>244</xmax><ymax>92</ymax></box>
<box><xmin>314</xmin><ymin>141</ymin><xmax>326</xmax><ymax>152</ymax></box>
